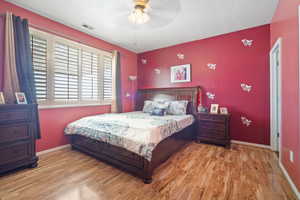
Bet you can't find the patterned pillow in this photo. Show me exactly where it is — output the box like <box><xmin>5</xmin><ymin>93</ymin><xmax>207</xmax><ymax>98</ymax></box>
<box><xmin>154</xmin><ymin>101</ymin><xmax>169</xmax><ymax>110</ymax></box>
<box><xmin>150</xmin><ymin>108</ymin><xmax>166</xmax><ymax>116</ymax></box>
<box><xmin>143</xmin><ymin>100</ymin><xmax>170</xmax><ymax>113</ymax></box>
<box><xmin>167</xmin><ymin>100</ymin><xmax>188</xmax><ymax>115</ymax></box>
<box><xmin>143</xmin><ymin>100</ymin><xmax>155</xmax><ymax>113</ymax></box>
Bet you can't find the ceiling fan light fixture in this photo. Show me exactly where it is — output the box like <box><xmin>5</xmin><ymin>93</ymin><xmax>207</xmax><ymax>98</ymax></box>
<box><xmin>128</xmin><ymin>0</ymin><xmax>150</xmax><ymax>25</ymax></box>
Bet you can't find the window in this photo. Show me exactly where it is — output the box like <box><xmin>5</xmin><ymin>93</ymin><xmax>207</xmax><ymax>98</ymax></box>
<box><xmin>30</xmin><ymin>28</ymin><xmax>113</xmax><ymax>107</ymax></box>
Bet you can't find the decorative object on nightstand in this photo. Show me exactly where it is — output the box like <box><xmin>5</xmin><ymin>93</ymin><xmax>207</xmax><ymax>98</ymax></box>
<box><xmin>210</xmin><ymin>104</ymin><xmax>219</xmax><ymax>114</ymax></box>
<box><xmin>220</xmin><ymin>107</ymin><xmax>228</xmax><ymax>115</ymax></box>
<box><xmin>197</xmin><ymin>104</ymin><xmax>208</xmax><ymax>113</ymax></box>
<box><xmin>195</xmin><ymin>112</ymin><xmax>231</xmax><ymax>148</ymax></box>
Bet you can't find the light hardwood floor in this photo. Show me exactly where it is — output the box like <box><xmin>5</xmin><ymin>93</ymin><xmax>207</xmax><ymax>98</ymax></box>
<box><xmin>0</xmin><ymin>143</ymin><xmax>297</xmax><ymax>200</ymax></box>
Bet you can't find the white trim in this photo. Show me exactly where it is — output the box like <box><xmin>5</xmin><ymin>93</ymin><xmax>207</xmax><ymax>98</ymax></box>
<box><xmin>231</xmin><ymin>140</ymin><xmax>272</xmax><ymax>150</ymax></box>
<box><xmin>270</xmin><ymin>38</ymin><xmax>282</xmax><ymax>157</ymax></box>
<box><xmin>38</xmin><ymin>103</ymin><xmax>111</xmax><ymax>110</ymax></box>
<box><xmin>37</xmin><ymin>144</ymin><xmax>71</xmax><ymax>156</ymax></box>
<box><xmin>279</xmin><ymin>162</ymin><xmax>300</xmax><ymax>199</ymax></box>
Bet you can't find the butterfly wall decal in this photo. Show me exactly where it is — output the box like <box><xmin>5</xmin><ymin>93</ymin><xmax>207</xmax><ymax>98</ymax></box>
<box><xmin>206</xmin><ymin>92</ymin><xmax>215</xmax><ymax>100</ymax></box>
<box><xmin>177</xmin><ymin>53</ymin><xmax>185</xmax><ymax>60</ymax></box>
<box><xmin>241</xmin><ymin>39</ymin><xmax>253</xmax><ymax>47</ymax></box>
<box><xmin>141</xmin><ymin>59</ymin><xmax>147</xmax><ymax>64</ymax></box>
<box><xmin>241</xmin><ymin>83</ymin><xmax>252</xmax><ymax>92</ymax></box>
<box><xmin>241</xmin><ymin>116</ymin><xmax>252</xmax><ymax>127</ymax></box>
<box><xmin>154</xmin><ymin>68</ymin><xmax>161</xmax><ymax>74</ymax></box>
<box><xmin>207</xmin><ymin>63</ymin><xmax>217</xmax><ymax>70</ymax></box>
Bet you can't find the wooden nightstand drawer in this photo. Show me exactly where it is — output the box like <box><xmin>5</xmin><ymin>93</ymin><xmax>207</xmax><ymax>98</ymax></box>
<box><xmin>197</xmin><ymin>114</ymin><xmax>227</xmax><ymax>122</ymax></box>
<box><xmin>195</xmin><ymin>113</ymin><xmax>230</xmax><ymax>148</ymax></box>
<box><xmin>198</xmin><ymin>122</ymin><xmax>225</xmax><ymax>131</ymax></box>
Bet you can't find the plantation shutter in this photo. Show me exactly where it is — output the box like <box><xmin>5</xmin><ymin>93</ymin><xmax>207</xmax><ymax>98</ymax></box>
<box><xmin>29</xmin><ymin>28</ymin><xmax>114</xmax><ymax>107</ymax></box>
<box><xmin>81</xmin><ymin>51</ymin><xmax>99</xmax><ymax>100</ymax></box>
<box><xmin>53</xmin><ymin>42</ymin><xmax>80</xmax><ymax>102</ymax></box>
<box><xmin>30</xmin><ymin>35</ymin><xmax>48</xmax><ymax>102</ymax></box>
<box><xmin>103</xmin><ymin>55</ymin><xmax>113</xmax><ymax>100</ymax></box>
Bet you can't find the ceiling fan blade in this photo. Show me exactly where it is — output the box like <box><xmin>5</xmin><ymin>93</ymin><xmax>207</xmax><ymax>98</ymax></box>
<box><xmin>148</xmin><ymin>0</ymin><xmax>181</xmax><ymax>13</ymax></box>
<box><xmin>146</xmin><ymin>12</ymin><xmax>175</xmax><ymax>28</ymax></box>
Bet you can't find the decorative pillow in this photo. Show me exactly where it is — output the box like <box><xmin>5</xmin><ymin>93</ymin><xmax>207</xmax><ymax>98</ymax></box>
<box><xmin>154</xmin><ymin>101</ymin><xmax>169</xmax><ymax>110</ymax></box>
<box><xmin>150</xmin><ymin>108</ymin><xmax>166</xmax><ymax>116</ymax></box>
<box><xmin>167</xmin><ymin>100</ymin><xmax>188</xmax><ymax>115</ymax></box>
<box><xmin>143</xmin><ymin>100</ymin><xmax>170</xmax><ymax>113</ymax></box>
<box><xmin>143</xmin><ymin>100</ymin><xmax>155</xmax><ymax>113</ymax></box>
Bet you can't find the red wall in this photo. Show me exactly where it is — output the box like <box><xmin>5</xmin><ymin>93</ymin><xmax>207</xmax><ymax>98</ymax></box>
<box><xmin>138</xmin><ymin>25</ymin><xmax>270</xmax><ymax>145</ymax></box>
<box><xmin>271</xmin><ymin>0</ymin><xmax>300</xmax><ymax>191</ymax></box>
<box><xmin>0</xmin><ymin>1</ymin><xmax>138</xmax><ymax>152</ymax></box>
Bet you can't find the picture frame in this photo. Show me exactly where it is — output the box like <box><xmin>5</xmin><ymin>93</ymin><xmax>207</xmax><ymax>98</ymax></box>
<box><xmin>170</xmin><ymin>64</ymin><xmax>191</xmax><ymax>83</ymax></box>
<box><xmin>220</xmin><ymin>107</ymin><xmax>228</xmax><ymax>115</ymax></box>
<box><xmin>15</xmin><ymin>92</ymin><xmax>28</xmax><ymax>104</ymax></box>
<box><xmin>0</xmin><ymin>92</ymin><xmax>5</xmax><ymax>104</ymax></box>
<box><xmin>210</xmin><ymin>104</ymin><xmax>219</xmax><ymax>114</ymax></box>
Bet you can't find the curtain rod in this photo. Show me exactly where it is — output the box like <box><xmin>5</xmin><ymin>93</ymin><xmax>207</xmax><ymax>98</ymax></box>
<box><xmin>29</xmin><ymin>23</ymin><xmax>114</xmax><ymax>53</ymax></box>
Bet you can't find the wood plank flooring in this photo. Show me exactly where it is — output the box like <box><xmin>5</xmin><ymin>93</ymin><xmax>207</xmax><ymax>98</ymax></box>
<box><xmin>0</xmin><ymin>143</ymin><xmax>297</xmax><ymax>200</ymax></box>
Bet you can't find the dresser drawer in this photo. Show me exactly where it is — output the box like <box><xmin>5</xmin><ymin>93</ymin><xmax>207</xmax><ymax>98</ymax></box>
<box><xmin>0</xmin><ymin>110</ymin><xmax>32</xmax><ymax>124</ymax></box>
<box><xmin>197</xmin><ymin>114</ymin><xmax>227</xmax><ymax>122</ymax></box>
<box><xmin>198</xmin><ymin>121</ymin><xmax>225</xmax><ymax>131</ymax></box>
<box><xmin>0</xmin><ymin>141</ymin><xmax>33</xmax><ymax>165</ymax></box>
<box><xmin>0</xmin><ymin>124</ymin><xmax>31</xmax><ymax>143</ymax></box>
<box><xmin>198</xmin><ymin>129</ymin><xmax>227</xmax><ymax>140</ymax></box>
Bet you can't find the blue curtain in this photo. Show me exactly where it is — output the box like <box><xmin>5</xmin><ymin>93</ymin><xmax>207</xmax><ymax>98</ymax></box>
<box><xmin>13</xmin><ymin>15</ymin><xmax>41</xmax><ymax>139</ymax></box>
<box><xmin>115</xmin><ymin>52</ymin><xmax>122</xmax><ymax>113</ymax></box>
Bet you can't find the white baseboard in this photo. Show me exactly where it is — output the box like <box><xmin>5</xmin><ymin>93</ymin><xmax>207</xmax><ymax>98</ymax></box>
<box><xmin>279</xmin><ymin>162</ymin><xmax>300</xmax><ymax>199</ymax></box>
<box><xmin>37</xmin><ymin>144</ymin><xmax>71</xmax><ymax>156</ymax></box>
<box><xmin>231</xmin><ymin>140</ymin><xmax>272</xmax><ymax>150</ymax></box>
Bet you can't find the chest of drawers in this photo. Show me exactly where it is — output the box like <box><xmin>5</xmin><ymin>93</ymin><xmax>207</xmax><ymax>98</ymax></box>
<box><xmin>195</xmin><ymin>113</ymin><xmax>231</xmax><ymax>148</ymax></box>
<box><xmin>0</xmin><ymin>104</ymin><xmax>39</xmax><ymax>173</ymax></box>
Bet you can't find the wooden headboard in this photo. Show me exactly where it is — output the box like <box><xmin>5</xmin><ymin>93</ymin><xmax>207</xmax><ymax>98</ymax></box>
<box><xmin>135</xmin><ymin>86</ymin><xmax>201</xmax><ymax>112</ymax></box>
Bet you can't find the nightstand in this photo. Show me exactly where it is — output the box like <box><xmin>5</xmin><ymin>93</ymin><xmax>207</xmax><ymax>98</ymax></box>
<box><xmin>195</xmin><ymin>113</ymin><xmax>231</xmax><ymax>148</ymax></box>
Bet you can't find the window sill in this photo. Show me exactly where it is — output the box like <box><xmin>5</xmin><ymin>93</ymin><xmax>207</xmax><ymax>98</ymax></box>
<box><xmin>38</xmin><ymin>103</ymin><xmax>111</xmax><ymax>110</ymax></box>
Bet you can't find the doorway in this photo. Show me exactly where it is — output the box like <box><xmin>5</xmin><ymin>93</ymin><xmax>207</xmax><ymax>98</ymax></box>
<box><xmin>270</xmin><ymin>38</ymin><xmax>282</xmax><ymax>158</ymax></box>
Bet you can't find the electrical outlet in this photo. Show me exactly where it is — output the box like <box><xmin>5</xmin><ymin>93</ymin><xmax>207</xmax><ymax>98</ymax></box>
<box><xmin>289</xmin><ymin>150</ymin><xmax>294</xmax><ymax>163</ymax></box>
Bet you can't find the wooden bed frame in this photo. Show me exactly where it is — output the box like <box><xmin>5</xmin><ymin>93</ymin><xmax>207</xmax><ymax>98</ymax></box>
<box><xmin>69</xmin><ymin>86</ymin><xmax>201</xmax><ymax>183</ymax></box>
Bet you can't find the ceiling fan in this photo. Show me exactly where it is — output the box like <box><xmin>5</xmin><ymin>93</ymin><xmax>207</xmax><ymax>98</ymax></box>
<box><xmin>108</xmin><ymin>0</ymin><xmax>181</xmax><ymax>29</ymax></box>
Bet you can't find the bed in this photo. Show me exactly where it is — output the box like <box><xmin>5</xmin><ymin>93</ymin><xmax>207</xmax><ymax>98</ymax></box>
<box><xmin>65</xmin><ymin>86</ymin><xmax>201</xmax><ymax>183</ymax></box>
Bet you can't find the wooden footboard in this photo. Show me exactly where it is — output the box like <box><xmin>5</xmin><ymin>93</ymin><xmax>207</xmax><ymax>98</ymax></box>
<box><xmin>69</xmin><ymin>123</ymin><xmax>195</xmax><ymax>184</ymax></box>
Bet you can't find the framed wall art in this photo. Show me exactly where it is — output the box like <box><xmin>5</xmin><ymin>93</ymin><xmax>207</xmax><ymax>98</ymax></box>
<box><xmin>170</xmin><ymin>64</ymin><xmax>191</xmax><ymax>83</ymax></box>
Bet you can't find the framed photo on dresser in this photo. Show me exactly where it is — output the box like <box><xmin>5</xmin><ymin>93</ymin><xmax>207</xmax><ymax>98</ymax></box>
<box><xmin>0</xmin><ymin>92</ymin><xmax>5</xmax><ymax>104</ymax></box>
<box><xmin>15</xmin><ymin>92</ymin><xmax>28</xmax><ymax>104</ymax></box>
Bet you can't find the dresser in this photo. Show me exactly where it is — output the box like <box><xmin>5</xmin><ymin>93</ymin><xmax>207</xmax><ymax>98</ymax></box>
<box><xmin>0</xmin><ymin>104</ymin><xmax>39</xmax><ymax>174</ymax></box>
<box><xmin>195</xmin><ymin>113</ymin><xmax>231</xmax><ymax>148</ymax></box>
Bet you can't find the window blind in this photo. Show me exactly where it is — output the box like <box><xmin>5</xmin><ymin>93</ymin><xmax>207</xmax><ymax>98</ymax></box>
<box><xmin>29</xmin><ymin>28</ymin><xmax>113</xmax><ymax>106</ymax></box>
<box><xmin>81</xmin><ymin>51</ymin><xmax>99</xmax><ymax>100</ymax></box>
<box><xmin>53</xmin><ymin>43</ymin><xmax>80</xmax><ymax>102</ymax></box>
<box><xmin>30</xmin><ymin>35</ymin><xmax>48</xmax><ymax>102</ymax></box>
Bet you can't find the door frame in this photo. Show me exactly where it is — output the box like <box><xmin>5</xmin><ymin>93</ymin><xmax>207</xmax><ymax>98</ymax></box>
<box><xmin>270</xmin><ymin>38</ymin><xmax>282</xmax><ymax>159</ymax></box>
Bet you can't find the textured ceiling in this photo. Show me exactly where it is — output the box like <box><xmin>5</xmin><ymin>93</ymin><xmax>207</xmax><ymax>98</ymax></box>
<box><xmin>6</xmin><ymin>0</ymin><xmax>278</xmax><ymax>53</ymax></box>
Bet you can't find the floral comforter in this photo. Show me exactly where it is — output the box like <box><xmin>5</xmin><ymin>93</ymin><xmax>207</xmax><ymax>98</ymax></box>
<box><xmin>64</xmin><ymin>111</ymin><xmax>194</xmax><ymax>161</ymax></box>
